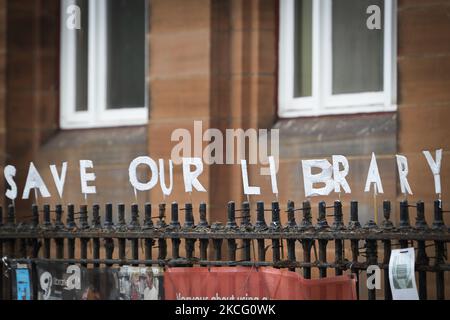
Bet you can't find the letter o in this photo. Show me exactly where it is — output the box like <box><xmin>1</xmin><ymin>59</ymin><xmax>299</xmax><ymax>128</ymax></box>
<box><xmin>128</xmin><ymin>156</ymin><xmax>158</xmax><ymax>191</ymax></box>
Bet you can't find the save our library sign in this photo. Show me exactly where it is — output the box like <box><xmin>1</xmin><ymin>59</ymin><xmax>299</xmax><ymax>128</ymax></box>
<box><xmin>1</xmin><ymin>149</ymin><xmax>444</xmax><ymax>202</ymax></box>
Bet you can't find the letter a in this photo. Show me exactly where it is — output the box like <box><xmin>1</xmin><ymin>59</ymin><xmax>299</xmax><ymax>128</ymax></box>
<box><xmin>364</xmin><ymin>153</ymin><xmax>384</xmax><ymax>194</ymax></box>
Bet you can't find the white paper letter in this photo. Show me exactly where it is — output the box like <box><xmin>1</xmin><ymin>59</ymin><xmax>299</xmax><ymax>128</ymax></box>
<box><xmin>79</xmin><ymin>160</ymin><xmax>96</xmax><ymax>195</ymax></box>
<box><xmin>22</xmin><ymin>162</ymin><xmax>51</xmax><ymax>199</ymax></box>
<box><xmin>423</xmin><ymin>149</ymin><xmax>442</xmax><ymax>194</ymax></box>
<box><xmin>50</xmin><ymin>162</ymin><xmax>68</xmax><ymax>198</ymax></box>
<box><xmin>128</xmin><ymin>156</ymin><xmax>158</xmax><ymax>191</ymax></box>
<box><xmin>4</xmin><ymin>165</ymin><xmax>17</xmax><ymax>201</ymax></box>
<box><xmin>332</xmin><ymin>155</ymin><xmax>351</xmax><ymax>193</ymax></box>
<box><xmin>268</xmin><ymin>156</ymin><xmax>278</xmax><ymax>194</ymax></box>
<box><xmin>396</xmin><ymin>155</ymin><xmax>413</xmax><ymax>195</ymax></box>
<box><xmin>159</xmin><ymin>159</ymin><xmax>173</xmax><ymax>196</ymax></box>
<box><xmin>301</xmin><ymin>159</ymin><xmax>334</xmax><ymax>197</ymax></box>
<box><xmin>240</xmin><ymin>159</ymin><xmax>261</xmax><ymax>195</ymax></box>
<box><xmin>364</xmin><ymin>153</ymin><xmax>384</xmax><ymax>194</ymax></box>
<box><xmin>182</xmin><ymin>157</ymin><xmax>206</xmax><ymax>193</ymax></box>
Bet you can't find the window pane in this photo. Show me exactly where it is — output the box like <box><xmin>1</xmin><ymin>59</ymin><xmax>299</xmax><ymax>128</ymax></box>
<box><xmin>106</xmin><ymin>0</ymin><xmax>146</xmax><ymax>109</ymax></box>
<box><xmin>332</xmin><ymin>0</ymin><xmax>384</xmax><ymax>94</ymax></box>
<box><xmin>68</xmin><ymin>0</ymin><xmax>89</xmax><ymax>111</ymax></box>
<box><xmin>293</xmin><ymin>0</ymin><xmax>313</xmax><ymax>98</ymax></box>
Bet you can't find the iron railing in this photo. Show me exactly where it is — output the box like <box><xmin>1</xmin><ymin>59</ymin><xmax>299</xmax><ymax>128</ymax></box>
<box><xmin>0</xmin><ymin>199</ymin><xmax>448</xmax><ymax>300</ymax></box>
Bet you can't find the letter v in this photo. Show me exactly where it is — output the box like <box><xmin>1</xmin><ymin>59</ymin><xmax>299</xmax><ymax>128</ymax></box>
<box><xmin>50</xmin><ymin>162</ymin><xmax>68</xmax><ymax>199</ymax></box>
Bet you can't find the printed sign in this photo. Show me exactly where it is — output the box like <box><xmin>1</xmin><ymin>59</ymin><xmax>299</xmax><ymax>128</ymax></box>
<box><xmin>81</xmin><ymin>268</ymin><xmax>120</xmax><ymax>300</ymax></box>
<box><xmin>164</xmin><ymin>267</ymin><xmax>356</xmax><ymax>300</ymax></box>
<box><xmin>36</xmin><ymin>262</ymin><xmax>84</xmax><ymax>300</ymax></box>
<box><xmin>118</xmin><ymin>266</ymin><xmax>163</xmax><ymax>300</ymax></box>
<box><xmin>36</xmin><ymin>262</ymin><xmax>124</xmax><ymax>300</ymax></box>
<box><xmin>2</xmin><ymin>148</ymin><xmax>444</xmax><ymax>201</ymax></box>
<box><xmin>13</xmin><ymin>264</ymin><xmax>32</xmax><ymax>300</ymax></box>
<box><xmin>389</xmin><ymin>248</ymin><xmax>419</xmax><ymax>300</ymax></box>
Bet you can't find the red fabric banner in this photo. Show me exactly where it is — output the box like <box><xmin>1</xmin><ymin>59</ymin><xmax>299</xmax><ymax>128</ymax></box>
<box><xmin>164</xmin><ymin>267</ymin><xmax>356</xmax><ymax>300</ymax></box>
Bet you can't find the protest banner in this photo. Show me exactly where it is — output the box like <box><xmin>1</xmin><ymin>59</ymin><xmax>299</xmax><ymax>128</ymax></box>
<box><xmin>164</xmin><ymin>267</ymin><xmax>356</xmax><ymax>300</ymax></box>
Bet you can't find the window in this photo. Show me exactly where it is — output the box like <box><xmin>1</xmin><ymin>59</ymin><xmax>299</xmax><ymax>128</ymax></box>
<box><xmin>278</xmin><ymin>0</ymin><xmax>396</xmax><ymax>117</ymax></box>
<box><xmin>60</xmin><ymin>0</ymin><xmax>148</xmax><ymax>129</ymax></box>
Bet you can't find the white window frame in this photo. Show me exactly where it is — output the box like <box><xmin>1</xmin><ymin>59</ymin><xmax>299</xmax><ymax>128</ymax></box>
<box><xmin>60</xmin><ymin>0</ymin><xmax>149</xmax><ymax>129</ymax></box>
<box><xmin>278</xmin><ymin>0</ymin><xmax>397</xmax><ymax>118</ymax></box>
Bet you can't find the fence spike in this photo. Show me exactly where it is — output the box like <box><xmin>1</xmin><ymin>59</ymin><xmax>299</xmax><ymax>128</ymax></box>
<box><xmin>299</xmin><ymin>201</ymin><xmax>312</xmax><ymax>230</ymax></box>
<box><xmin>117</xmin><ymin>203</ymin><xmax>126</xmax><ymax>229</ymax></box>
<box><xmin>170</xmin><ymin>202</ymin><xmax>180</xmax><ymax>229</ymax></box>
<box><xmin>349</xmin><ymin>201</ymin><xmax>361</xmax><ymax>229</ymax></box>
<box><xmin>270</xmin><ymin>201</ymin><xmax>281</xmax><ymax>230</ymax></box>
<box><xmin>226</xmin><ymin>201</ymin><xmax>237</xmax><ymax>229</ymax></box>
<box><xmin>432</xmin><ymin>200</ymin><xmax>445</xmax><ymax>231</ymax></box>
<box><xmin>104</xmin><ymin>203</ymin><xmax>113</xmax><ymax>229</ymax></box>
<box><xmin>184</xmin><ymin>203</ymin><xmax>194</xmax><ymax>228</ymax></box>
<box><xmin>92</xmin><ymin>204</ymin><xmax>101</xmax><ymax>229</ymax></box>
<box><xmin>241</xmin><ymin>201</ymin><xmax>251</xmax><ymax>227</ymax></box>
<box><xmin>144</xmin><ymin>203</ymin><xmax>153</xmax><ymax>228</ymax></box>
<box><xmin>31</xmin><ymin>204</ymin><xmax>39</xmax><ymax>230</ymax></box>
<box><xmin>198</xmin><ymin>202</ymin><xmax>208</xmax><ymax>227</ymax></box>
<box><xmin>381</xmin><ymin>200</ymin><xmax>393</xmax><ymax>230</ymax></box>
<box><xmin>317</xmin><ymin>201</ymin><xmax>329</xmax><ymax>230</ymax></box>
<box><xmin>66</xmin><ymin>204</ymin><xmax>76</xmax><ymax>230</ymax></box>
<box><xmin>399</xmin><ymin>200</ymin><xmax>411</xmax><ymax>230</ymax></box>
<box><xmin>157</xmin><ymin>203</ymin><xmax>167</xmax><ymax>228</ymax></box>
<box><xmin>5</xmin><ymin>204</ymin><xmax>15</xmax><ymax>230</ymax></box>
<box><xmin>129</xmin><ymin>203</ymin><xmax>140</xmax><ymax>230</ymax></box>
<box><xmin>55</xmin><ymin>204</ymin><xmax>65</xmax><ymax>230</ymax></box>
<box><xmin>255</xmin><ymin>201</ymin><xmax>267</xmax><ymax>230</ymax></box>
<box><xmin>43</xmin><ymin>204</ymin><xmax>51</xmax><ymax>229</ymax></box>
<box><xmin>415</xmin><ymin>201</ymin><xmax>428</xmax><ymax>230</ymax></box>
<box><xmin>286</xmin><ymin>200</ymin><xmax>296</xmax><ymax>228</ymax></box>
<box><xmin>332</xmin><ymin>200</ymin><xmax>345</xmax><ymax>230</ymax></box>
<box><xmin>79</xmin><ymin>204</ymin><xmax>89</xmax><ymax>230</ymax></box>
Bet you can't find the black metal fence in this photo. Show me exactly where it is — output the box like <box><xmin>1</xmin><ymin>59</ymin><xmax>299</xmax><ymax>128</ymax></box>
<box><xmin>0</xmin><ymin>199</ymin><xmax>449</xmax><ymax>300</ymax></box>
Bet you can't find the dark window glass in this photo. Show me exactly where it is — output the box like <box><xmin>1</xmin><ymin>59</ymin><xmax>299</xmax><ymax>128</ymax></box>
<box><xmin>293</xmin><ymin>0</ymin><xmax>313</xmax><ymax>98</ymax></box>
<box><xmin>106</xmin><ymin>0</ymin><xmax>147</xmax><ymax>109</ymax></box>
<box><xmin>332</xmin><ymin>0</ymin><xmax>384</xmax><ymax>94</ymax></box>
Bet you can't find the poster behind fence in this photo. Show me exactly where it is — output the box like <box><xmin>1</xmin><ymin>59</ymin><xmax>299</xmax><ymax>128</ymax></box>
<box><xmin>389</xmin><ymin>248</ymin><xmax>419</xmax><ymax>300</ymax></box>
<box><xmin>82</xmin><ymin>268</ymin><xmax>120</xmax><ymax>300</ymax></box>
<box><xmin>13</xmin><ymin>264</ymin><xmax>32</xmax><ymax>300</ymax></box>
<box><xmin>29</xmin><ymin>262</ymin><xmax>165</xmax><ymax>300</ymax></box>
<box><xmin>36</xmin><ymin>262</ymin><xmax>121</xmax><ymax>300</ymax></box>
<box><xmin>164</xmin><ymin>267</ymin><xmax>356</xmax><ymax>300</ymax></box>
<box><xmin>36</xmin><ymin>261</ymin><xmax>84</xmax><ymax>300</ymax></box>
<box><xmin>118</xmin><ymin>266</ymin><xmax>164</xmax><ymax>300</ymax></box>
